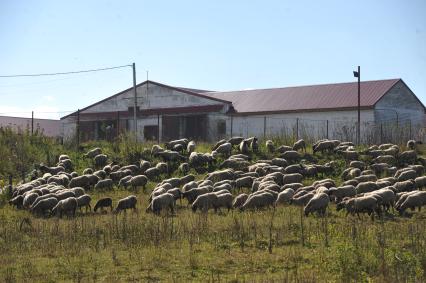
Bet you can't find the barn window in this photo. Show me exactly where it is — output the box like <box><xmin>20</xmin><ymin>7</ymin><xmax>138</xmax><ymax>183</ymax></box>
<box><xmin>217</xmin><ymin>120</ymin><xmax>226</xmax><ymax>136</ymax></box>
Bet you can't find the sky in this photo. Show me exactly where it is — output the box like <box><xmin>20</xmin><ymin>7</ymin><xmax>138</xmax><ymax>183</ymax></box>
<box><xmin>0</xmin><ymin>0</ymin><xmax>425</xmax><ymax>119</ymax></box>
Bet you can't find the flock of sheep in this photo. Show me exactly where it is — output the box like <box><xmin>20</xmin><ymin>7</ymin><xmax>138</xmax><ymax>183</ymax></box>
<box><xmin>5</xmin><ymin>136</ymin><xmax>426</xmax><ymax>220</ymax></box>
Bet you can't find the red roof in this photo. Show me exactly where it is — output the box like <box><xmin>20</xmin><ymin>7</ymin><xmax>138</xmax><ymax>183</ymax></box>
<box><xmin>203</xmin><ymin>79</ymin><xmax>403</xmax><ymax>114</ymax></box>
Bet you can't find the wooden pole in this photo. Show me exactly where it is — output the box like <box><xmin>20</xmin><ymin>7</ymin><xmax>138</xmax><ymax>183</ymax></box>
<box><xmin>132</xmin><ymin>63</ymin><xmax>137</xmax><ymax>141</ymax></box>
<box><xmin>263</xmin><ymin>116</ymin><xmax>267</xmax><ymax>139</ymax></box>
<box><xmin>76</xmin><ymin>109</ymin><xmax>80</xmax><ymax>149</ymax></box>
<box><xmin>31</xmin><ymin>111</ymin><xmax>34</xmax><ymax>136</ymax></box>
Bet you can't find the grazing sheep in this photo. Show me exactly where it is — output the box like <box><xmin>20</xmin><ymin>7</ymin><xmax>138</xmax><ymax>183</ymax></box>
<box><xmin>215</xmin><ymin>142</ymin><xmax>232</xmax><ymax>157</ymax></box>
<box><xmin>328</xmin><ymin>185</ymin><xmax>356</xmax><ymax>203</ymax></box>
<box><xmin>205</xmin><ymin>169</ymin><xmax>235</xmax><ymax>183</ymax></box>
<box><xmin>94</xmin><ymin>179</ymin><xmax>114</xmax><ymax>190</ymax></box>
<box><xmin>183</xmin><ymin>187</ymin><xmax>211</xmax><ymax>204</ymax></box>
<box><xmin>291</xmin><ymin>192</ymin><xmax>315</xmax><ymax>206</ymax></box>
<box><xmin>304</xmin><ymin>192</ymin><xmax>329</xmax><ymax>216</ymax></box>
<box><xmin>55</xmin><ymin>190</ymin><xmax>76</xmax><ymax>201</ymax></box>
<box><xmin>280</xmin><ymin>151</ymin><xmax>301</xmax><ymax>162</ymax></box>
<box><xmin>31</xmin><ymin>197</ymin><xmax>59</xmax><ymax>216</ymax></box>
<box><xmin>69</xmin><ymin>175</ymin><xmax>89</xmax><ymax>189</ymax></box>
<box><xmin>397</xmin><ymin>170</ymin><xmax>417</xmax><ymax>182</ymax></box>
<box><xmin>187</xmin><ymin>141</ymin><xmax>196</xmax><ymax>153</ymax></box>
<box><xmin>151</xmin><ymin>144</ymin><xmax>164</xmax><ymax>156</ymax></box>
<box><xmin>233</xmin><ymin>193</ymin><xmax>249</xmax><ymax>209</ymax></box>
<box><xmin>374</xmin><ymin>155</ymin><xmax>396</xmax><ymax>165</ymax></box>
<box><xmin>235</xmin><ymin>176</ymin><xmax>255</xmax><ymax>189</ymax></box>
<box><xmin>397</xmin><ymin>191</ymin><xmax>426</xmax><ymax>214</ymax></box>
<box><xmin>157</xmin><ymin>150</ymin><xmax>186</xmax><ymax>163</ymax></box>
<box><xmin>180</xmin><ymin>174</ymin><xmax>195</xmax><ymax>185</ymax></box>
<box><xmin>114</xmin><ymin>195</ymin><xmax>137</xmax><ymax>213</ymax></box>
<box><xmin>22</xmin><ymin>193</ymin><xmax>39</xmax><ymax>209</ymax></box>
<box><xmin>285</xmin><ymin>164</ymin><xmax>304</xmax><ymax>174</ymax></box>
<box><xmin>356</xmin><ymin>181</ymin><xmax>379</xmax><ymax>194</ymax></box>
<box><xmin>192</xmin><ymin>193</ymin><xmax>218</xmax><ymax>213</ymax></box>
<box><xmin>212</xmin><ymin>139</ymin><xmax>227</xmax><ymax>150</ymax></box>
<box><xmin>240</xmin><ymin>192</ymin><xmax>275</xmax><ymax>211</ymax></box>
<box><xmin>147</xmin><ymin>193</ymin><xmax>176</xmax><ymax>214</ymax></box>
<box><xmin>38</xmin><ymin>164</ymin><xmax>65</xmax><ymax>175</ymax></box>
<box><xmin>179</xmin><ymin>163</ymin><xmax>190</xmax><ymax>175</ymax></box>
<box><xmin>398</xmin><ymin>150</ymin><xmax>417</xmax><ymax>165</ymax></box>
<box><xmin>350</xmin><ymin>161</ymin><xmax>365</xmax><ymax>170</ymax></box>
<box><xmin>394</xmin><ymin>180</ymin><xmax>416</xmax><ymax>192</ymax></box>
<box><xmin>313</xmin><ymin>140</ymin><xmax>334</xmax><ymax>154</ymax></box>
<box><xmin>266</xmin><ymin>140</ymin><xmax>275</xmax><ymax>153</ymax></box>
<box><xmin>94</xmin><ymin>154</ymin><xmax>108</xmax><ymax>168</ymax></box>
<box><xmin>275</xmin><ymin>188</ymin><xmax>294</xmax><ymax>206</ymax></box>
<box><xmin>76</xmin><ymin>194</ymin><xmax>92</xmax><ymax>212</ymax></box>
<box><xmin>282</xmin><ymin>183</ymin><xmax>303</xmax><ymax>191</ymax></box>
<box><xmin>118</xmin><ymin>175</ymin><xmax>132</xmax><ymax>189</ymax></box>
<box><xmin>140</xmin><ymin>160</ymin><xmax>151</xmax><ymax>173</ymax></box>
<box><xmin>214</xmin><ymin>192</ymin><xmax>233</xmax><ymax>212</ymax></box>
<box><xmin>94</xmin><ymin>198</ymin><xmax>113</xmax><ymax>212</ymax></box>
<box><xmin>283</xmin><ymin>173</ymin><xmax>303</xmax><ymax>185</ymax></box>
<box><xmin>145</xmin><ymin>167</ymin><xmax>161</xmax><ymax>181</ymax></box>
<box><xmin>293</xmin><ymin>139</ymin><xmax>306</xmax><ymax>152</ymax></box>
<box><xmin>276</xmin><ymin>145</ymin><xmax>293</xmax><ymax>153</ymax></box>
<box><xmin>167</xmin><ymin>188</ymin><xmax>183</xmax><ymax>203</ymax></box>
<box><xmin>127</xmin><ymin>175</ymin><xmax>148</xmax><ymax>191</ymax></box>
<box><xmin>407</xmin><ymin>140</ymin><xmax>416</xmax><ymax>150</ymax></box>
<box><xmin>71</xmin><ymin>187</ymin><xmax>85</xmax><ymax>197</ymax></box>
<box><xmin>84</xmin><ymin>148</ymin><xmax>102</xmax><ymax>158</ymax></box>
<box><xmin>415</xmin><ymin>176</ymin><xmax>426</xmax><ymax>189</ymax></box>
<box><xmin>165</xmin><ymin>138</ymin><xmax>189</xmax><ymax>150</ymax></box>
<box><xmin>51</xmin><ymin>197</ymin><xmax>78</xmax><ymax>218</ymax></box>
<box><xmin>395</xmin><ymin>191</ymin><xmax>419</xmax><ymax>209</ymax></box>
<box><xmin>354</xmin><ymin>174</ymin><xmax>377</xmax><ymax>183</ymax></box>
<box><xmin>337</xmin><ymin>196</ymin><xmax>379</xmax><ymax>218</ymax></box>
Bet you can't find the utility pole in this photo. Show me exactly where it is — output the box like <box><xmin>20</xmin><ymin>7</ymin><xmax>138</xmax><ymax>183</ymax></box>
<box><xmin>353</xmin><ymin>66</ymin><xmax>361</xmax><ymax>145</ymax></box>
<box><xmin>31</xmin><ymin>111</ymin><xmax>34</xmax><ymax>136</ymax></box>
<box><xmin>132</xmin><ymin>63</ymin><xmax>137</xmax><ymax>141</ymax></box>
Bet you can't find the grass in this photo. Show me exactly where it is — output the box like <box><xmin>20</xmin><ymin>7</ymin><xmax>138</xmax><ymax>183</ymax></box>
<box><xmin>0</xmin><ymin>129</ymin><xmax>425</xmax><ymax>282</ymax></box>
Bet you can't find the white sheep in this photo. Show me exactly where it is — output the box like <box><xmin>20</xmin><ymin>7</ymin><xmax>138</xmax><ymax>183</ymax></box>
<box><xmin>397</xmin><ymin>191</ymin><xmax>426</xmax><ymax>214</ymax></box>
<box><xmin>265</xmin><ymin>140</ymin><xmax>275</xmax><ymax>153</ymax></box>
<box><xmin>304</xmin><ymin>192</ymin><xmax>329</xmax><ymax>216</ymax></box>
<box><xmin>51</xmin><ymin>197</ymin><xmax>78</xmax><ymax>218</ymax></box>
<box><xmin>275</xmin><ymin>188</ymin><xmax>294</xmax><ymax>206</ymax></box>
<box><xmin>192</xmin><ymin>193</ymin><xmax>218</xmax><ymax>213</ymax></box>
<box><xmin>114</xmin><ymin>195</ymin><xmax>137</xmax><ymax>213</ymax></box>
<box><xmin>146</xmin><ymin>193</ymin><xmax>176</xmax><ymax>215</ymax></box>
<box><xmin>232</xmin><ymin>193</ymin><xmax>249</xmax><ymax>209</ymax></box>
<box><xmin>76</xmin><ymin>194</ymin><xmax>92</xmax><ymax>212</ymax></box>
<box><xmin>240</xmin><ymin>192</ymin><xmax>275</xmax><ymax>211</ymax></box>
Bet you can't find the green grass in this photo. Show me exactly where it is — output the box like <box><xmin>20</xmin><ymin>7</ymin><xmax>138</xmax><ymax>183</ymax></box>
<box><xmin>0</xmin><ymin>130</ymin><xmax>426</xmax><ymax>282</ymax></box>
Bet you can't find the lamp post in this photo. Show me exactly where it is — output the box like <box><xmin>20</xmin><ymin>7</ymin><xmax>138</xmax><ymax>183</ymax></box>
<box><xmin>353</xmin><ymin>66</ymin><xmax>361</xmax><ymax>145</ymax></box>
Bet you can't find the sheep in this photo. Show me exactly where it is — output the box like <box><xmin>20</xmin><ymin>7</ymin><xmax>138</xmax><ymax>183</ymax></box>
<box><xmin>409</xmin><ymin>164</ymin><xmax>424</xmax><ymax>176</ymax></box>
<box><xmin>280</xmin><ymin>151</ymin><xmax>301</xmax><ymax>162</ymax></box>
<box><xmin>407</xmin><ymin>140</ymin><xmax>416</xmax><ymax>150</ymax></box>
<box><xmin>374</xmin><ymin>155</ymin><xmax>396</xmax><ymax>165</ymax></box>
<box><xmin>266</xmin><ymin>140</ymin><xmax>275</xmax><ymax>153</ymax></box>
<box><xmin>38</xmin><ymin>164</ymin><xmax>65</xmax><ymax>175</ymax></box>
<box><xmin>183</xmin><ymin>187</ymin><xmax>211</xmax><ymax>204</ymax></box>
<box><xmin>151</xmin><ymin>144</ymin><xmax>164</xmax><ymax>156</ymax></box>
<box><xmin>275</xmin><ymin>188</ymin><xmax>294</xmax><ymax>206</ymax></box>
<box><xmin>249</xmin><ymin>137</ymin><xmax>259</xmax><ymax>152</ymax></box>
<box><xmin>94</xmin><ymin>198</ymin><xmax>113</xmax><ymax>212</ymax></box>
<box><xmin>370</xmin><ymin>163</ymin><xmax>389</xmax><ymax>176</ymax></box>
<box><xmin>76</xmin><ymin>194</ymin><xmax>92</xmax><ymax>212</ymax></box>
<box><xmin>94</xmin><ymin>179</ymin><xmax>113</xmax><ymax>190</ymax></box>
<box><xmin>382</xmin><ymin>146</ymin><xmax>399</xmax><ymax>157</ymax></box>
<box><xmin>397</xmin><ymin>170</ymin><xmax>417</xmax><ymax>182</ymax></box>
<box><xmin>282</xmin><ymin>183</ymin><xmax>303</xmax><ymax>191</ymax></box>
<box><xmin>215</xmin><ymin>142</ymin><xmax>232</xmax><ymax>157</ymax></box>
<box><xmin>22</xmin><ymin>193</ymin><xmax>39</xmax><ymax>209</ymax></box>
<box><xmin>232</xmin><ymin>193</ymin><xmax>249</xmax><ymax>209</ymax></box>
<box><xmin>31</xmin><ymin>193</ymin><xmax>57</xmax><ymax>209</ymax></box>
<box><xmin>285</xmin><ymin>164</ymin><xmax>304</xmax><ymax>174</ymax></box>
<box><xmin>291</xmin><ymin>192</ymin><xmax>315</xmax><ymax>206</ymax></box>
<box><xmin>238</xmin><ymin>140</ymin><xmax>250</xmax><ymax>154</ymax></box>
<box><xmin>51</xmin><ymin>197</ymin><xmax>78</xmax><ymax>218</ymax></box>
<box><xmin>235</xmin><ymin>176</ymin><xmax>255</xmax><ymax>190</ymax></box>
<box><xmin>395</xmin><ymin>191</ymin><xmax>419</xmax><ymax>209</ymax></box>
<box><xmin>397</xmin><ymin>191</ymin><xmax>426</xmax><ymax>214</ymax></box>
<box><xmin>328</xmin><ymin>185</ymin><xmax>356</xmax><ymax>203</ymax></box>
<box><xmin>127</xmin><ymin>175</ymin><xmax>148</xmax><ymax>191</ymax></box>
<box><xmin>179</xmin><ymin>163</ymin><xmax>190</xmax><ymax>175</ymax></box>
<box><xmin>146</xmin><ymin>193</ymin><xmax>176</xmax><ymax>214</ymax></box>
<box><xmin>283</xmin><ymin>173</ymin><xmax>303</xmax><ymax>185</ymax></box>
<box><xmin>304</xmin><ymin>192</ymin><xmax>329</xmax><ymax>216</ymax></box>
<box><xmin>145</xmin><ymin>167</ymin><xmax>161</xmax><ymax>181</ymax></box>
<box><xmin>94</xmin><ymin>154</ymin><xmax>108</xmax><ymax>168</ymax></box>
<box><xmin>167</xmin><ymin>188</ymin><xmax>183</xmax><ymax>203</ymax></box>
<box><xmin>187</xmin><ymin>141</ymin><xmax>196</xmax><ymax>153</ymax></box>
<box><xmin>394</xmin><ymin>180</ymin><xmax>416</xmax><ymax>192</ymax></box>
<box><xmin>365</xmin><ymin>188</ymin><xmax>396</xmax><ymax>212</ymax></box>
<box><xmin>71</xmin><ymin>187</ymin><xmax>85</xmax><ymax>197</ymax></box>
<box><xmin>398</xmin><ymin>150</ymin><xmax>417</xmax><ymax>165</ymax></box>
<box><xmin>276</xmin><ymin>145</ymin><xmax>293</xmax><ymax>153</ymax></box>
<box><xmin>180</xmin><ymin>174</ymin><xmax>195</xmax><ymax>185</ymax></box>
<box><xmin>56</xmin><ymin>190</ymin><xmax>76</xmax><ymax>201</ymax></box>
<box><xmin>189</xmin><ymin>152</ymin><xmax>210</xmax><ymax>168</ymax></box>
<box><xmin>165</xmin><ymin>138</ymin><xmax>189</xmax><ymax>150</ymax></box>
<box><xmin>118</xmin><ymin>175</ymin><xmax>132</xmax><ymax>189</ymax></box>
<box><xmin>192</xmin><ymin>193</ymin><xmax>218</xmax><ymax>213</ymax></box>
<box><xmin>227</xmin><ymin>137</ymin><xmax>244</xmax><ymax>146</ymax></box>
<box><xmin>337</xmin><ymin>196</ymin><xmax>379</xmax><ymax>218</ymax></box>
<box><xmin>69</xmin><ymin>175</ymin><xmax>89</xmax><ymax>189</ymax></box>
<box><xmin>84</xmin><ymin>148</ymin><xmax>102</xmax><ymax>158</ymax></box>
<box><xmin>214</xmin><ymin>192</ymin><xmax>233</xmax><ymax>212</ymax></box>
<box><xmin>205</xmin><ymin>169</ymin><xmax>235</xmax><ymax>183</ymax></box>
<box><xmin>350</xmin><ymin>161</ymin><xmax>365</xmax><ymax>170</ymax></box>
<box><xmin>313</xmin><ymin>140</ymin><xmax>334</xmax><ymax>154</ymax></box>
<box><xmin>271</xmin><ymin>158</ymin><xmax>288</xmax><ymax>168</ymax></box>
<box><xmin>140</xmin><ymin>160</ymin><xmax>151</xmax><ymax>173</ymax></box>
<box><xmin>173</xmin><ymin>144</ymin><xmax>184</xmax><ymax>153</ymax></box>
<box><xmin>31</xmin><ymin>197</ymin><xmax>59</xmax><ymax>216</ymax></box>
<box><xmin>356</xmin><ymin>181</ymin><xmax>378</xmax><ymax>194</ymax></box>
<box><xmin>86</xmin><ymin>174</ymin><xmax>100</xmax><ymax>189</ymax></box>
<box><xmin>212</xmin><ymin>139</ymin><xmax>227</xmax><ymax>150</ymax></box>
<box><xmin>292</xmin><ymin>139</ymin><xmax>306</xmax><ymax>152</ymax></box>
<box><xmin>240</xmin><ymin>192</ymin><xmax>275</xmax><ymax>211</ymax></box>
<box><xmin>415</xmin><ymin>176</ymin><xmax>426</xmax><ymax>189</ymax></box>
<box><xmin>157</xmin><ymin>150</ymin><xmax>186</xmax><ymax>163</ymax></box>
<box><xmin>114</xmin><ymin>195</ymin><xmax>137</xmax><ymax>213</ymax></box>
<box><xmin>354</xmin><ymin>174</ymin><xmax>377</xmax><ymax>183</ymax></box>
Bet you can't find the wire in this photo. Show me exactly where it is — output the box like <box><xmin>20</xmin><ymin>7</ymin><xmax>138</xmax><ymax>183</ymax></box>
<box><xmin>0</xmin><ymin>64</ymin><xmax>132</xmax><ymax>78</ymax></box>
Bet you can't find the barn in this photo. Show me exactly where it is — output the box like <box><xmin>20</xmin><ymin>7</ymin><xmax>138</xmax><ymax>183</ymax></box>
<box><xmin>60</xmin><ymin>78</ymin><xmax>425</xmax><ymax>143</ymax></box>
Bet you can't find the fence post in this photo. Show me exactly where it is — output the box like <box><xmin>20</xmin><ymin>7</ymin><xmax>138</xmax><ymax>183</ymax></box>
<box><xmin>326</xmin><ymin>120</ymin><xmax>329</xmax><ymax>140</ymax></box>
<box><xmin>31</xmin><ymin>111</ymin><xmax>34</xmax><ymax>136</ymax></box>
<box><xmin>296</xmin><ymin>118</ymin><xmax>299</xmax><ymax>140</ymax></box>
<box><xmin>157</xmin><ymin>114</ymin><xmax>160</xmax><ymax>144</ymax></box>
<box><xmin>380</xmin><ymin>123</ymin><xmax>383</xmax><ymax>144</ymax></box>
<box><xmin>263</xmin><ymin>116</ymin><xmax>267</xmax><ymax>139</ymax></box>
<box><xmin>76</xmin><ymin>109</ymin><xmax>80</xmax><ymax>149</ymax></box>
<box><xmin>230</xmin><ymin>115</ymin><xmax>233</xmax><ymax>137</ymax></box>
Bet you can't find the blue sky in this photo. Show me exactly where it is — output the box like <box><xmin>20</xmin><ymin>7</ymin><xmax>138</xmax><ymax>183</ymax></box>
<box><xmin>0</xmin><ymin>0</ymin><xmax>425</xmax><ymax>119</ymax></box>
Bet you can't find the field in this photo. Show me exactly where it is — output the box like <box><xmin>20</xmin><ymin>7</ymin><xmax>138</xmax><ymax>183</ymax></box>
<box><xmin>0</xmin><ymin>132</ymin><xmax>426</xmax><ymax>282</ymax></box>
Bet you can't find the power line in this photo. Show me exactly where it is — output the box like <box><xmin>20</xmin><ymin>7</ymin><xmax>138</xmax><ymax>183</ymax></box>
<box><xmin>0</xmin><ymin>64</ymin><xmax>132</xmax><ymax>78</ymax></box>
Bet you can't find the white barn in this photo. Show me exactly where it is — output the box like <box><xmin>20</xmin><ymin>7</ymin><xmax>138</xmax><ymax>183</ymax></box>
<box><xmin>60</xmin><ymin>79</ymin><xmax>425</xmax><ymax>144</ymax></box>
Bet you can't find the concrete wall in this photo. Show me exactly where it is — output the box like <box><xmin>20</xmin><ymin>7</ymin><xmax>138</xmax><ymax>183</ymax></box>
<box><xmin>375</xmin><ymin>81</ymin><xmax>425</xmax><ymax>125</ymax></box>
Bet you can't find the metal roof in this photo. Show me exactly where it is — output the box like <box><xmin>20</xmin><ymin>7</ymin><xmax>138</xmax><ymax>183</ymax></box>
<box><xmin>202</xmin><ymin>79</ymin><xmax>402</xmax><ymax>114</ymax></box>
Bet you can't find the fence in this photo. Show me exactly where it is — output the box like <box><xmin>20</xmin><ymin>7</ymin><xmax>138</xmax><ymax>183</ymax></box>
<box><xmin>61</xmin><ymin>110</ymin><xmax>426</xmax><ymax>147</ymax></box>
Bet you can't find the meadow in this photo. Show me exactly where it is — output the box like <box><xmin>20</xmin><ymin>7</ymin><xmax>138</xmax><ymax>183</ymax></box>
<box><xmin>0</xmin><ymin>129</ymin><xmax>425</xmax><ymax>282</ymax></box>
